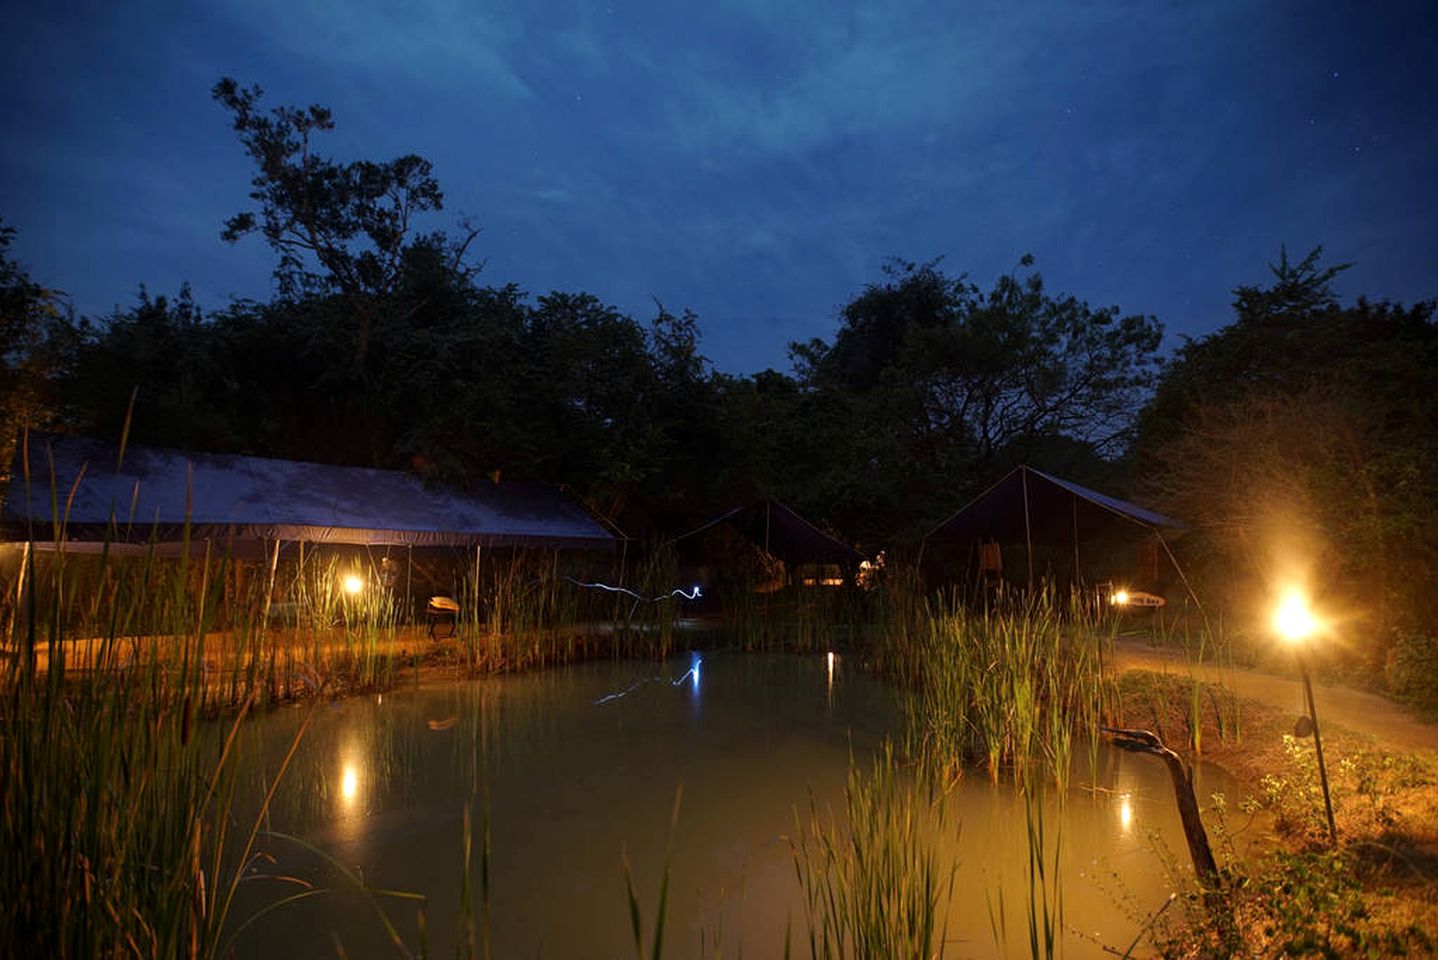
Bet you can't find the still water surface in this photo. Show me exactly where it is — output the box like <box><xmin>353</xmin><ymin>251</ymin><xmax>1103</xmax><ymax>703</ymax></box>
<box><xmin>231</xmin><ymin>652</ymin><xmax>1247</xmax><ymax>958</ymax></box>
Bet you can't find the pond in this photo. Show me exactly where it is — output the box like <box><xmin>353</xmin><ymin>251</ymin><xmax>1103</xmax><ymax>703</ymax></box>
<box><xmin>229</xmin><ymin>652</ymin><xmax>1250</xmax><ymax>958</ymax></box>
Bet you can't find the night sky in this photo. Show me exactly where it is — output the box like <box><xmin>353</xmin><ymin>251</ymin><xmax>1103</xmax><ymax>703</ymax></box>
<box><xmin>2</xmin><ymin>1</ymin><xmax>1434</xmax><ymax>373</ymax></box>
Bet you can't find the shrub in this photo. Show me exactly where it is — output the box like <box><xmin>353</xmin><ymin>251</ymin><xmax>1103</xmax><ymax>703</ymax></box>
<box><xmin>1385</xmin><ymin>630</ymin><xmax>1438</xmax><ymax>714</ymax></box>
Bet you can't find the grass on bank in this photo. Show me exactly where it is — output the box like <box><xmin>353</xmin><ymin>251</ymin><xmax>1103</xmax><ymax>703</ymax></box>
<box><xmin>1115</xmin><ymin>669</ymin><xmax>1438</xmax><ymax>957</ymax></box>
<box><xmin>0</xmin><ymin>543</ymin><xmax>320</xmax><ymax>957</ymax></box>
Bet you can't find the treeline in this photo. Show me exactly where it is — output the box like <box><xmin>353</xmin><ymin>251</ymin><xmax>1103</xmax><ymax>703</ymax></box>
<box><xmin>3</xmin><ymin>79</ymin><xmax>1437</xmax><ymax>676</ymax></box>
<box><xmin>0</xmin><ymin>79</ymin><xmax>1170</xmax><ymax>545</ymax></box>
<box><xmin>0</xmin><ymin>236</ymin><xmax>1158</xmax><ymax>546</ymax></box>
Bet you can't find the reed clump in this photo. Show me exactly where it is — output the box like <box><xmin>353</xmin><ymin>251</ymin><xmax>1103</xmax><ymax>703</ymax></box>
<box><xmin>887</xmin><ymin>589</ymin><xmax>1116</xmax><ymax>789</ymax></box>
<box><xmin>0</xmin><ymin>538</ymin><xmax>311</xmax><ymax>958</ymax></box>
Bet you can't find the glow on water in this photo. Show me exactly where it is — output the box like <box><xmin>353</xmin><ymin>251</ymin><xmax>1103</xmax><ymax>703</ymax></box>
<box><xmin>340</xmin><ymin>765</ymin><xmax>358</xmax><ymax>803</ymax></box>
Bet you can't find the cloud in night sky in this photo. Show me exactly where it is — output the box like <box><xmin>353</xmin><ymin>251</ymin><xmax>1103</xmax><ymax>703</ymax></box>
<box><xmin>1</xmin><ymin>0</ymin><xmax>1434</xmax><ymax>372</ymax></box>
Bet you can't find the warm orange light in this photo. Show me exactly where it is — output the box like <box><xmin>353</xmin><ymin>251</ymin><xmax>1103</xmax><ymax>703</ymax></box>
<box><xmin>343</xmin><ymin>574</ymin><xmax>364</xmax><ymax>595</ymax></box>
<box><xmin>341</xmin><ymin>765</ymin><xmax>358</xmax><ymax>802</ymax></box>
<box><xmin>1111</xmin><ymin>589</ymin><xmax>1131</xmax><ymax>606</ymax></box>
<box><xmin>1273</xmin><ymin>589</ymin><xmax>1318</xmax><ymax>643</ymax></box>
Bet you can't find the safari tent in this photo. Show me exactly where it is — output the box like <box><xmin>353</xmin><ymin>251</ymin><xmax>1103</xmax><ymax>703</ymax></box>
<box><xmin>921</xmin><ymin>465</ymin><xmax>1183</xmax><ymax>595</ymax></box>
<box><xmin>1</xmin><ymin>432</ymin><xmax>617</xmax><ymax>618</ymax></box>
<box><xmin>2</xmin><ymin>433</ymin><xmax>617</xmax><ymax>551</ymax></box>
<box><xmin>667</xmin><ymin>498</ymin><xmax>864</xmax><ymax>597</ymax></box>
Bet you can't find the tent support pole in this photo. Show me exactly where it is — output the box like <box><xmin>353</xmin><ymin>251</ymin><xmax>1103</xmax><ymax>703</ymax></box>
<box><xmin>616</xmin><ymin>537</ymin><xmax>629</xmax><ymax>633</ymax></box>
<box><xmin>1022</xmin><ymin>468</ymin><xmax>1034</xmax><ymax>591</ymax></box>
<box><xmin>765</xmin><ymin>501</ymin><xmax>772</xmax><ymax>574</ymax></box>
<box><xmin>1072</xmin><ymin>493</ymin><xmax>1081</xmax><ymax>589</ymax></box>
<box><xmin>406</xmin><ymin>543</ymin><xmax>413</xmax><ymax>624</ymax></box>
<box><xmin>765</xmin><ymin>503</ymin><xmax>773</xmax><ymax>630</ymax></box>
<box><xmin>1157</xmin><ymin>532</ymin><xmax>1210</xmax><ymax>632</ymax></box>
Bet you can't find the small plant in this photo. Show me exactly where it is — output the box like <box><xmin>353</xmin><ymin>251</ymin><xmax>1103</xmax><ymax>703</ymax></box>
<box><xmin>623</xmin><ymin>786</ymin><xmax>683</xmax><ymax>960</ymax></box>
<box><xmin>989</xmin><ymin>791</ymin><xmax>1066</xmax><ymax>960</ymax></box>
<box><xmin>789</xmin><ymin>749</ymin><xmax>958</xmax><ymax>959</ymax></box>
<box><xmin>1244</xmin><ymin>735</ymin><xmax>1337</xmax><ymax>842</ymax></box>
<box><xmin>1169</xmin><ymin>849</ymin><xmax>1435</xmax><ymax>959</ymax></box>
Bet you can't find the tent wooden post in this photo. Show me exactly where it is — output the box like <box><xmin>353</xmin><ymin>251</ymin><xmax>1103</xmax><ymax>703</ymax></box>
<box><xmin>405</xmin><ymin>543</ymin><xmax>413</xmax><ymax>623</ymax></box>
<box><xmin>1072</xmin><ymin>493</ymin><xmax>1081</xmax><ymax>587</ymax></box>
<box><xmin>480</xmin><ymin>546</ymin><xmax>491</xmax><ymax>629</ymax></box>
<box><xmin>764</xmin><ymin>502</ymin><xmax>772</xmax><ymax>623</ymax></box>
<box><xmin>1022</xmin><ymin>468</ymin><xmax>1034</xmax><ymax>590</ymax></box>
<box><xmin>614</xmin><ymin>537</ymin><xmax>629</xmax><ymax>631</ymax></box>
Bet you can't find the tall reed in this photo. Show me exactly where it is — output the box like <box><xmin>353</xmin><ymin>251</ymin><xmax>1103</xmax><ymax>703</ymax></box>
<box><xmin>1149</xmin><ymin>613</ymin><xmax>1244</xmax><ymax>754</ymax></box>
<box><xmin>892</xmin><ymin>589</ymin><xmax>1115</xmax><ymax>789</ymax></box>
<box><xmin>789</xmin><ymin>747</ymin><xmax>958</xmax><ymax>958</ymax></box>
<box><xmin>1</xmin><ymin>524</ymin><xmax>311</xmax><ymax>956</ymax></box>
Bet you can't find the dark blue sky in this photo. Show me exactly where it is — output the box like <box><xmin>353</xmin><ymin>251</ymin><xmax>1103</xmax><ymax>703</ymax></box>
<box><xmin>2</xmin><ymin>1</ymin><xmax>1434</xmax><ymax>373</ymax></box>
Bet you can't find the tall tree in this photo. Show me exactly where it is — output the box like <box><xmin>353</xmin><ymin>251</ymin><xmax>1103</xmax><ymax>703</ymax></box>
<box><xmin>790</xmin><ymin>257</ymin><xmax>1162</xmax><ymax>540</ymax></box>
<box><xmin>212</xmin><ymin>78</ymin><xmax>477</xmax><ymax>363</ymax></box>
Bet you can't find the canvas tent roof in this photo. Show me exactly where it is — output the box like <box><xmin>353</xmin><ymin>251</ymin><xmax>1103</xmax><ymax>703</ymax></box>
<box><xmin>923</xmin><ymin>465</ymin><xmax>1182</xmax><ymax>548</ymax></box>
<box><xmin>1</xmin><ymin>433</ymin><xmax>616</xmax><ymax>550</ymax></box>
<box><xmin>669</xmin><ymin>499</ymin><xmax>863</xmax><ymax>566</ymax></box>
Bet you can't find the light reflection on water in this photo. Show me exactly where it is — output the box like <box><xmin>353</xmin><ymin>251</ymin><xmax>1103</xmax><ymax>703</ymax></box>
<box><xmin>339</xmin><ymin>764</ymin><xmax>358</xmax><ymax>804</ymax></box>
<box><xmin>229</xmin><ymin>653</ymin><xmax>1252</xmax><ymax>959</ymax></box>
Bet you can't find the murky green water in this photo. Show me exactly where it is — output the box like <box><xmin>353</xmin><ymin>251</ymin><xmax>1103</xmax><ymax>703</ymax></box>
<box><xmin>229</xmin><ymin>652</ymin><xmax>1249</xmax><ymax>958</ymax></box>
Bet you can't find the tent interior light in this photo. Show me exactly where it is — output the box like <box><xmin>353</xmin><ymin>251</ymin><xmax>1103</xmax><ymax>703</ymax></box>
<box><xmin>343</xmin><ymin>574</ymin><xmax>364</xmax><ymax>595</ymax></box>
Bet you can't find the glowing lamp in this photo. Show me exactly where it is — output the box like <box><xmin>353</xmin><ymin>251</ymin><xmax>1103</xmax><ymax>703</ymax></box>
<box><xmin>1272</xmin><ymin>589</ymin><xmax>1317</xmax><ymax>643</ymax></box>
<box><xmin>1111</xmin><ymin>589</ymin><xmax>1130</xmax><ymax>606</ymax></box>
<box><xmin>1272</xmin><ymin>585</ymin><xmax>1338</xmax><ymax>845</ymax></box>
<box><xmin>342</xmin><ymin>574</ymin><xmax>365</xmax><ymax>596</ymax></box>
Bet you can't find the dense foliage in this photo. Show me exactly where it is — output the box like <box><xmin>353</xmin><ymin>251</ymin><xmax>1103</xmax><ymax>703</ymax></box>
<box><xmin>1137</xmin><ymin>248</ymin><xmax>1438</xmax><ymax>672</ymax></box>
<box><xmin>0</xmin><ymin>80</ymin><xmax>1162</xmax><ymax>546</ymax></box>
<box><xmin>787</xmin><ymin>257</ymin><xmax>1161</xmax><ymax>541</ymax></box>
<box><xmin>0</xmin><ymin>220</ymin><xmax>70</xmax><ymax>472</ymax></box>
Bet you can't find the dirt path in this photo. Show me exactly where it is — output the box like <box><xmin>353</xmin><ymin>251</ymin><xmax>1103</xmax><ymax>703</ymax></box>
<box><xmin>1111</xmin><ymin>637</ymin><xmax>1438</xmax><ymax>755</ymax></box>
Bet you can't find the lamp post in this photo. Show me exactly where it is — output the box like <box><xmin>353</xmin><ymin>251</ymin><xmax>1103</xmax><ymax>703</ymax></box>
<box><xmin>1274</xmin><ymin>590</ymin><xmax>1338</xmax><ymax>846</ymax></box>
